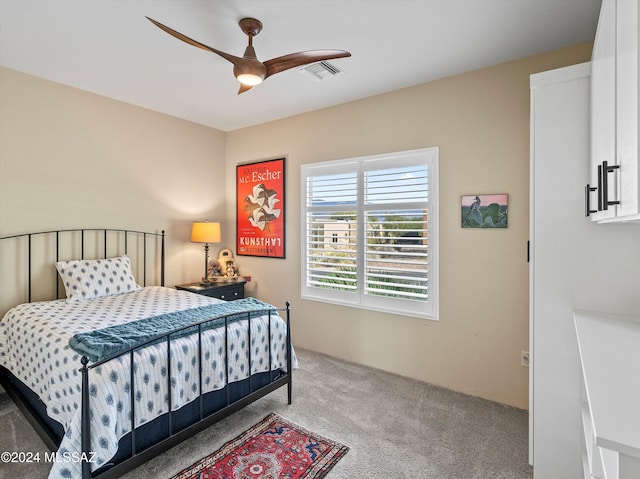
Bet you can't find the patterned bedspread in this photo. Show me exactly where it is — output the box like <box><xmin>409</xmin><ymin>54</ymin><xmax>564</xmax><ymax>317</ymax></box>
<box><xmin>0</xmin><ymin>287</ymin><xmax>297</xmax><ymax>479</ymax></box>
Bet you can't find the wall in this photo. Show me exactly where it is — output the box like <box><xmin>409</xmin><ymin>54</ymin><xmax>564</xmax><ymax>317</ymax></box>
<box><xmin>225</xmin><ymin>43</ymin><xmax>593</xmax><ymax>409</ymax></box>
<box><xmin>0</xmin><ymin>66</ymin><xmax>226</xmax><ymax>289</ymax></box>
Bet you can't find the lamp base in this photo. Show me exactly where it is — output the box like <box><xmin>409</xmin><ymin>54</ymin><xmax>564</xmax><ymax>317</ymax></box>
<box><xmin>200</xmin><ymin>243</ymin><xmax>211</xmax><ymax>287</ymax></box>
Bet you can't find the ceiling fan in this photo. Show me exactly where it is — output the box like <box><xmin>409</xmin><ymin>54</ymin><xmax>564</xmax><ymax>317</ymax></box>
<box><xmin>146</xmin><ymin>16</ymin><xmax>351</xmax><ymax>94</ymax></box>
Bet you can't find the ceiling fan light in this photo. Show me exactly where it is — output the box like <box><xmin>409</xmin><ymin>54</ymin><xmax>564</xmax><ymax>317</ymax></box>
<box><xmin>237</xmin><ymin>73</ymin><xmax>264</xmax><ymax>86</ymax></box>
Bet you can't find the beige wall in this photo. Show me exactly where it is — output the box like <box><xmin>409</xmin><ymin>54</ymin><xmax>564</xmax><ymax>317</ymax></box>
<box><xmin>225</xmin><ymin>43</ymin><xmax>592</xmax><ymax>409</ymax></box>
<box><xmin>0</xmin><ymin>43</ymin><xmax>591</xmax><ymax>409</ymax></box>
<box><xmin>0</xmin><ymin>67</ymin><xmax>227</xmax><ymax>288</ymax></box>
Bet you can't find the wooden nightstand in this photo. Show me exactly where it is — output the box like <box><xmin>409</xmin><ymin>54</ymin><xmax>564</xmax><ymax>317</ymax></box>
<box><xmin>175</xmin><ymin>278</ymin><xmax>247</xmax><ymax>301</ymax></box>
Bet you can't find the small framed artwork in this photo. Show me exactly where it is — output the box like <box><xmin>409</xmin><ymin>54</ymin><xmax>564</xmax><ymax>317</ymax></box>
<box><xmin>236</xmin><ymin>157</ymin><xmax>286</xmax><ymax>258</ymax></box>
<box><xmin>461</xmin><ymin>194</ymin><xmax>508</xmax><ymax>228</ymax></box>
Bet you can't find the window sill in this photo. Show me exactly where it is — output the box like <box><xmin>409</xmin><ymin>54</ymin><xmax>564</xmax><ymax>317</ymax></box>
<box><xmin>300</xmin><ymin>293</ymin><xmax>439</xmax><ymax>321</ymax></box>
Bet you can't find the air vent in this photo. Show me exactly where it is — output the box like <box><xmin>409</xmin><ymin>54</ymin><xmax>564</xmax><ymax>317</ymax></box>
<box><xmin>300</xmin><ymin>61</ymin><xmax>343</xmax><ymax>80</ymax></box>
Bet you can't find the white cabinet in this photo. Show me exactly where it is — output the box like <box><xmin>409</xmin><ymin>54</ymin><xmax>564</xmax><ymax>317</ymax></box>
<box><xmin>616</xmin><ymin>0</ymin><xmax>640</xmax><ymax>218</ymax></box>
<box><xmin>574</xmin><ymin>310</ymin><xmax>640</xmax><ymax>479</ymax></box>
<box><xmin>589</xmin><ymin>0</ymin><xmax>616</xmax><ymax>221</ymax></box>
<box><xmin>588</xmin><ymin>0</ymin><xmax>640</xmax><ymax>222</ymax></box>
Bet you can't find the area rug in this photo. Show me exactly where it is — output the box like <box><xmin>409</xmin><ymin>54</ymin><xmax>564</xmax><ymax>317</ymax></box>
<box><xmin>170</xmin><ymin>413</ymin><xmax>349</xmax><ymax>479</ymax></box>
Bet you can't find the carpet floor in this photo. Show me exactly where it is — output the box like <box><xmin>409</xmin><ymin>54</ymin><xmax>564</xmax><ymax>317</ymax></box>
<box><xmin>0</xmin><ymin>348</ymin><xmax>532</xmax><ymax>479</ymax></box>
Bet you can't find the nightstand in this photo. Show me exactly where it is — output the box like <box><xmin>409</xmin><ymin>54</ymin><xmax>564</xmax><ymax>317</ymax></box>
<box><xmin>175</xmin><ymin>277</ymin><xmax>247</xmax><ymax>301</ymax></box>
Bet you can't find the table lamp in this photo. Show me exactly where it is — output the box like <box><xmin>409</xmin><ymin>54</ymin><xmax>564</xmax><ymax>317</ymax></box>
<box><xmin>191</xmin><ymin>221</ymin><xmax>221</xmax><ymax>285</ymax></box>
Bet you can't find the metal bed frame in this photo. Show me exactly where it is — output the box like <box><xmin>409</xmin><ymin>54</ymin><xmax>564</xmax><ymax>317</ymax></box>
<box><xmin>0</xmin><ymin>228</ymin><xmax>293</xmax><ymax>479</ymax></box>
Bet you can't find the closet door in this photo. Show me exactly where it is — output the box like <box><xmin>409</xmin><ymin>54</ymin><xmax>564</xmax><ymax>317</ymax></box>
<box><xmin>530</xmin><ymin>64</ymin><xmax>591</xmax><ymax>479</ymax></box>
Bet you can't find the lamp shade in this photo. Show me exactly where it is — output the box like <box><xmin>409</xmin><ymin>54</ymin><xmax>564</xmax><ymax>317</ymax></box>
<box><xmin>191</xmin><ymin>222</ymin><xmax>221</xmax><ymax>244</ymax></box>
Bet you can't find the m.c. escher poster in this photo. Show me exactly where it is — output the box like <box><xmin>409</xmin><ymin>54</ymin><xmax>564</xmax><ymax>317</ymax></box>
<box><xmin>236</xmin><ymin>158</ymin><xmax>285</xmax><ymax>258</ymax></box>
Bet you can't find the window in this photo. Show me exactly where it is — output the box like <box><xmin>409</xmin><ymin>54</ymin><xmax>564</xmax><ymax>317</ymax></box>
<box><xmin>301</xmin><ymin>147</ymin><xmax>439</xmax><ymax>320</ymax></box>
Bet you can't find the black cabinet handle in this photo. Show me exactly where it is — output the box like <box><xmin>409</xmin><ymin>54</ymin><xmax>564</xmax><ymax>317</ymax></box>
<box><xmin>601</xmin><ymin>161</ymin><xmax>620</xmax><ymax>210</ymax></box>
<box><xmin>585</xmin><ymin>184</ymin><xmax>598</xmax><ymax>216</ymax></box>
<box><xmin>597</xmin><ymin>164</ymin><xmax>603</xmax><ymax>211</ymax></box>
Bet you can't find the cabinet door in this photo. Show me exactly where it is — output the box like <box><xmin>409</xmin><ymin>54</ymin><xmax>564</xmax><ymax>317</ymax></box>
<box><xmin>616</xmin><ymin>0</ymin><xmax>640</xmax><ymax>217</ymax></box>
<box><xmin>591</xmin><ymin>0</ymin><xmax>617</xmax><ymax>221</ymax></box>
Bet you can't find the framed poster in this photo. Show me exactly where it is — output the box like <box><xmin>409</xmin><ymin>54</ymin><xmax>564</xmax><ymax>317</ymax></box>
<box><xmin>236</xmin><ymin>158</ymin><xmax>286</xmax><ymax>258</ymax></box>
<box><xmin>461</xmin><ymin>194</ymin><xmax>508</xmax><ymax>228</ymax></box>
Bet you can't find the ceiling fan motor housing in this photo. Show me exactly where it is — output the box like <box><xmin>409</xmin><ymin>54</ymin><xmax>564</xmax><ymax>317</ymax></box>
<box><xmin>234</xmin><ymin>45</ymin><xmax>267</xmax><ymax>85</ymax></box>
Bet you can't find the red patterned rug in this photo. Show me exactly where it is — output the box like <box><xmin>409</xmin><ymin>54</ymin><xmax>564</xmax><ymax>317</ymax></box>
<box><xmin>171</xmin><ymin>413</ymin><xmax>349</xmax><ymax>479</ymax></box>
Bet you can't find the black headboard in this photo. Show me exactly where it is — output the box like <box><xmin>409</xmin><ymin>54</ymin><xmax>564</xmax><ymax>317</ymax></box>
<box><xmin>0</xmin><ymin>229</ymin><xmax>164</xmax><ymax>312</ymax></box>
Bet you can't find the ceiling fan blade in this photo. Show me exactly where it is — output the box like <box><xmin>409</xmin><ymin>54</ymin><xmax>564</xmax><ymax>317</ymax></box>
<box><xmin>146</xmin><ymin>17</ymin><xmax>244</xmax><ymax>66</ymax></box>
<box><xmin>264</xmin><ymin>50</ymin><xmax>351</xmax><ymax>78</ymax></box>
<box><xmin>238</xmin><ymin>83</ymin><xmax>254</xmax><ymax>95</ymax></box>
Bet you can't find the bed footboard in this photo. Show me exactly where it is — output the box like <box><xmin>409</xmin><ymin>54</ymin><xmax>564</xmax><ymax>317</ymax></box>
<box><xmin>79</xmin><ymin>303</ymin><xmax>293</xmax><ymax>479</ymax></box>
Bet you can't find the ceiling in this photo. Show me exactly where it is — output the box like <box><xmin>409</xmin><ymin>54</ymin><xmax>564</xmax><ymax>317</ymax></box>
<box><xmin>0</xmin><ymin>0</ymin><xmax>601</xmax><ymax>132</ymax></box>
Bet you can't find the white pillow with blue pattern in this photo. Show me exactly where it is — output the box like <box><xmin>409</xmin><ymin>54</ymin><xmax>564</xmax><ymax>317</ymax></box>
<box><xmin>55</xmin><ymin>255</ymin><xmax>141</xmax><ymax>301</ymax></box>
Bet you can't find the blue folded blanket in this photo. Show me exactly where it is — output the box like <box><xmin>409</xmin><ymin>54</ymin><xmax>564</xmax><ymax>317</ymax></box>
<box><xmin>69</xmin><ymin>297</ymin><xmax>278</xmax><ymax>363</ymax></box>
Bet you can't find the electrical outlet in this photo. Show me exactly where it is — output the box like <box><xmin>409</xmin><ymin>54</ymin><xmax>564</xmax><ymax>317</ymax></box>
<box><xmin>521</xmin><ymin>351</ymin><xmax>530</xmax><ymax>367</ymax></box>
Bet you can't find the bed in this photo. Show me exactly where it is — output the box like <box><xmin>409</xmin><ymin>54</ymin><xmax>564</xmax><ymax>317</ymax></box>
<box><xmin>0</xmin><ymin>229</ymin><xmax>295</xmax><ymax>479</ymax></box>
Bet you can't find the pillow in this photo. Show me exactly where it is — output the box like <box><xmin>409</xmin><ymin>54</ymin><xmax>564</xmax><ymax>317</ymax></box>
<box><xmin>55</xmin><ymin>255</ymin><xmax>141</xmax><ymax>301</ymax></box>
